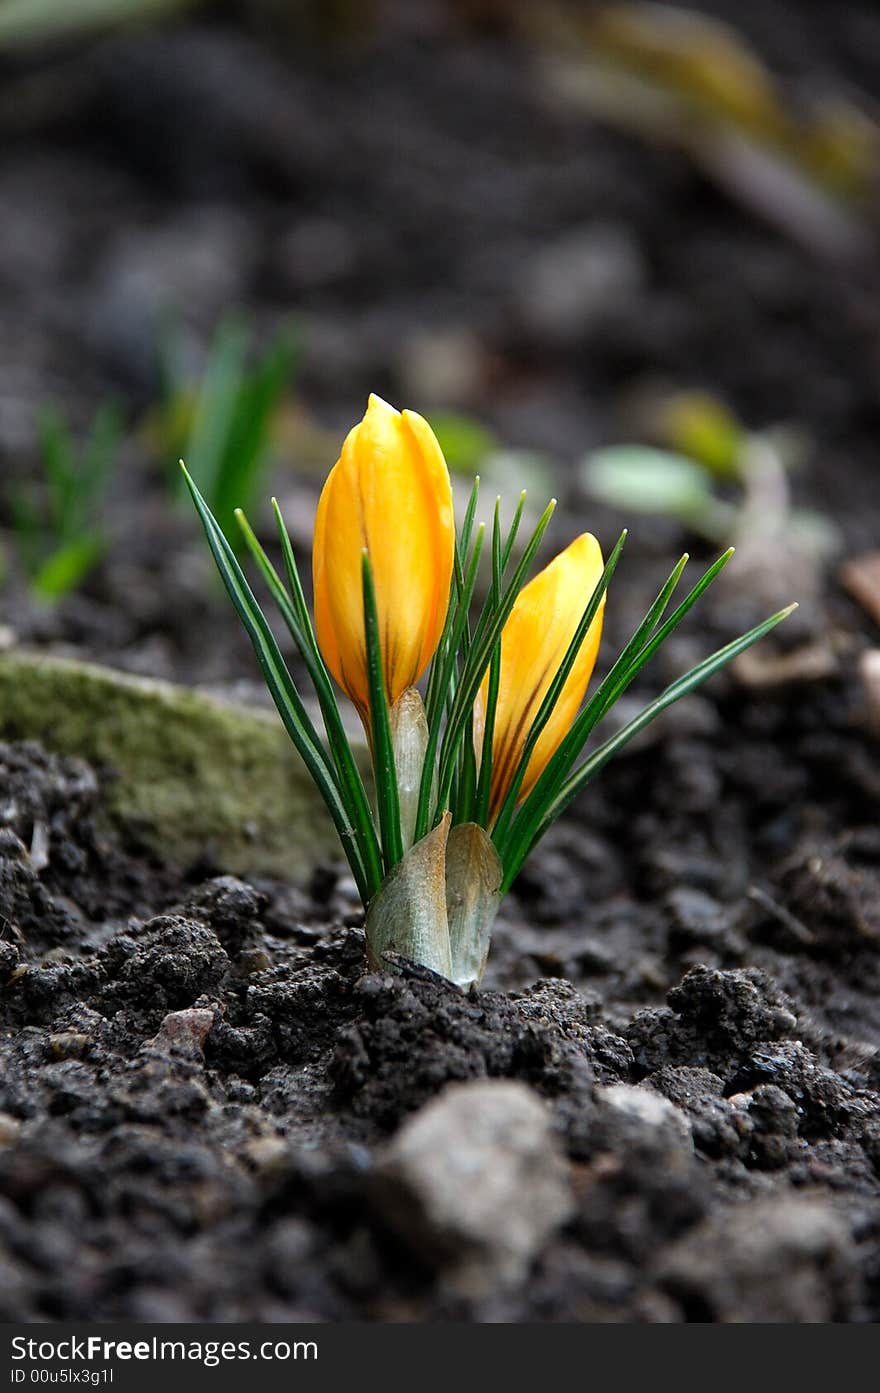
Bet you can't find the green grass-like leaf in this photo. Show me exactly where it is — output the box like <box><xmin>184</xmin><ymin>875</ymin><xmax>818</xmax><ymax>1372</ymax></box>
<box><xmin>472</xmin><ymin>496</ymin><xmax>506</xmax><ymax>827</ymax></box>
<box><xmin>499</xmin><ymin>548</ymin><xmax>734</xmax><ymax>874</ymax></box>
<box><xmin>490</xmin><ymin>527</ymin><xmax>627</xmax><ymax>853</ymax></box>
<box><xmin>181</xmin><ymin>462</ymin><xmax>372</xmax><ymax>903</ymax></box>
<box><xmin>433</xmin><ymin>497</ymin><xmax>557</xmax><ymax>819</ymax></box>
<box><xmin>235</xmin><ymin>506</ymin><xmax>383</xmax><ymax>899</ymax></box>
<box><xmin>361</xmin><ymin>552</ymin><xmax>404</xmax><ymax>874</ymax></box>
<box><xmin>501</xmin><ymin>601</ymin><xmax>797</xmax><ymax>890</ymax></box>
<box><xmin>414</xmin><ymin>521</ymin><xmax>486</xmax><ymax>842</ymax></box>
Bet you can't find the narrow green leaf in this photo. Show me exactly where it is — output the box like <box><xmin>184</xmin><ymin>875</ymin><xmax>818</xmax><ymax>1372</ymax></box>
<box><xmin>502</xmin><ymin>602</ymin><xmax>797</xmax><ymax>889</ymax></box>
<box><xmin>181</xmin><ymin>462</ymin><xmax>371</xmax><ymax>903</ymax></box>
<box><xmin>501</xmin><ymin>489</ymin><xmax>527</xmax><ymax>570</ymax></box>
<box><xmin>501</xmin><ymin>548</ymin><xmax>732</xmax><ymax>877</ymax></box>
<box><xmin>490</xmin><ymin>528</ymin><xmax>627</xmax><ymax>853</ymax></box>
<box><xmin>236</xmin><ymin>506</ymin><xmax>383</xmax><ymax>899</ymax></box>
<box><xmin>592</xmin><ymin>548</ymin><xmax>735</xmax><ymax>728</ymax></box>
<box><xmin>435</xmin><ymin>497</ymin><xmax>557</xmax><ymax>816</ymax></box>
<box><xmin>472</xmin><ymin>497</ymin><xmax>505</xmax><ymax>827</ymax></box>
<box><xmin>423</xmin><ymin>521</ymin><xmax>487</xmax><ymax>738</ymax></box>
<box><xmin>424</xmin><ymin>476</ymin><xmax>480</xmax><ymax>731</ymax></box>
<box><xmin>455</xmin><ymin>725</ymin><xmax>478</xmax><ymax>826</ymax></box>
<box><xmin>234</xmin><ymin>508</ymin><xmax>309</xmax><ymax>647</ymax></box>
<box><xmin>473</xmin><ymin>639</ymin><xmax>501</xmax><ymax>827</ymax></box>
<box><xmin>270</xmin><ymin>497</ymin><xmax>313</xmax><ymax>638</ymax></box>
<box><xmin>361</xmin><ymin>551</ymin><xmax>404</xmax><ymax>874</ymax></box>
<box><xmin>414</xmin><ymin>522</ymin><xmax>486</xmax><ymax>842</ymax></box>
<box><xmin>459</xmin><ymin>475</ymin><xmax>481</xmax><ymax>561</ymax></box>
<box><xmin>490</xmin><ymin>495</ymin><xmax>503</xmax><ymax>600</ymax></box>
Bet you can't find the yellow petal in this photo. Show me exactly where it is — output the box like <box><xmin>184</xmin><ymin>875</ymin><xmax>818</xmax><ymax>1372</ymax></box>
<box><xmin>313</xmin><ymin>395</ymin><xmax>455</xmax><ymax>713</ymax></box>
<box><xmin>481</xmin><ymin>533</ymin><xmax>605</xmax><ymax>822</ymax></box>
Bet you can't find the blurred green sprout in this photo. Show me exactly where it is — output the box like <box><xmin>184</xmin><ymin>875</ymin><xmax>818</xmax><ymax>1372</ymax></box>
<box><xmin>583</xmin><ymin>391</ymin><xmax>838</xmax><ymax>564</ymax></box>
<box><xmin>0</xmin><ymin>0</ymin><xmax>192</xmax><ymax>50</ymax></box>
<box><xmin>426</xmin><ymin>411</ymin><xmax>499</xmax><ymax>477</ymax></box>
<box><xmin>157</xmin><ymin>318</ymin><xmax>300</xmax><ymax>549</ymax></box>
<box><xmin>10</xmin><ymin>403</ymin><xmax>122</xmax><ymax>603</ymax></box>
<box><xmin>584</xmin><ymin>445</ymin><xmax>735</xmax><ymax>539</ymax></box>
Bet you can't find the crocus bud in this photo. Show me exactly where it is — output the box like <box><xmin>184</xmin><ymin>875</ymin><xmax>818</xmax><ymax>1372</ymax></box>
<box><xmin>313</xmin><ymin>394</ymin><xmax>455</xmax><ymax>716</ymax></box>
<box><xmin>479</xmin><ymin>532</ymin><xmax>605</xmax><ymax>822</ymax></box>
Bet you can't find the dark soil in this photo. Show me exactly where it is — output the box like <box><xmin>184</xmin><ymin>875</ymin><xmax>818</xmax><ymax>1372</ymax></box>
<box><xmin>1</xmin><ymin>0</ymin><xmax>880</xmax><ymax>1322</ymax></box>
<box><xmin>0</xmin><ymin>627</ymin><xmax>878</xmax><ymax>1322</ymax></box>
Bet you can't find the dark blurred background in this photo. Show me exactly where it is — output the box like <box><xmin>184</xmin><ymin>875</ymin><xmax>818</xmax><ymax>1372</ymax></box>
<box><xmin>1</xmin><ymin>0</ymin><xmax>879</xmax><ymax>678</ymax></box>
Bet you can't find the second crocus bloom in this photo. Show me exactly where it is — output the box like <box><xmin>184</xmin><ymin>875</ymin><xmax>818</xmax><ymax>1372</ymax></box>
<box><xmin>313</xmin><ymin>394</ymin><xmax>455</xmax><ymax>718</ymax></box>
<box><xmin>479</xmin><ymin>532</ymin><xmax>606</xmax><ymax>822</ymax></box>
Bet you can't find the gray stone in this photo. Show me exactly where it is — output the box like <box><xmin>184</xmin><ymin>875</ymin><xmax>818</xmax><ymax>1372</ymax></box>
<box><xmin>658</xmin><ymin>1196</ymin><xmax>855</xmax><ymax>1322</ymax></box>
<box><xmin>148</xmin><ymin>1008</ymin><xmax>216</xmax><ymax>1057</ymax></box>
<box><xmin>0</xmin><ymin>1114</ymin><xmax>21</xmax><ymax>1148</ymax></box>
<box><xmin>0</xmin><ymin>650</ymin><xmax>343</xmax><ymax>880</ymax></box>
<box><xmin>598</xmin><ymin>1083</ymin><xmax>694</xmax><ymax>1151</ymax></box>
<box><xmin>372</xmin><ymin>1080</ymin><xmax>574</xmax><ymax>1295</ymax></box>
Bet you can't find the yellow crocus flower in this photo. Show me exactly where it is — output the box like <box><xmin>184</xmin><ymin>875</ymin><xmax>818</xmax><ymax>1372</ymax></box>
<box><xmin>479</xmin><ymin>532</ymin><xmax>606</xmax><ymax>822</ymax></box>
<box><xmin>313</xmin><ymin>394</ymin><xmax>455</xmax><ymax>716</ymax></box>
